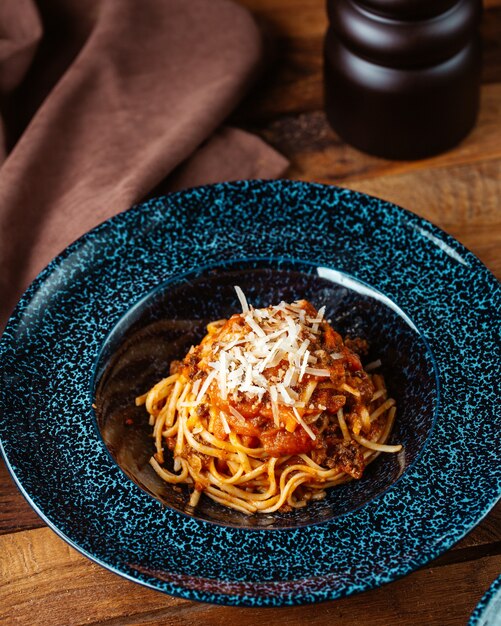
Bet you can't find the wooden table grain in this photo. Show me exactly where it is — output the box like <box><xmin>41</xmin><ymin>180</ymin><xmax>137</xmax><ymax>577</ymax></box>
<box><xmin>1</xmin><ymin>1</ymin><xmax>500</xmax><ymax>624</ymax></box>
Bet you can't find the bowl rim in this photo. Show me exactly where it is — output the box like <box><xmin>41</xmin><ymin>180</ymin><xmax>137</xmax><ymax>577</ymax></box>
<box><xmin>1</xmin><ymin>179</ymin><xmax>500</xmax><ymax>607</ymax></box>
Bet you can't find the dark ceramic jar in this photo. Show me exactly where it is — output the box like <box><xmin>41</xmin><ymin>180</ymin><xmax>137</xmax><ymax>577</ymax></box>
<box><xmin>324</xmin><ymin>0</ymin><xmax>482</xmax><ymax>159</ymax></box>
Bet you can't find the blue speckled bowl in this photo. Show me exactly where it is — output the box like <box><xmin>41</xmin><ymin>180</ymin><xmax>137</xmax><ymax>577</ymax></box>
<box><xmin>1</xmin><ymin>180</ymin><xmax>500</xmax><ymax>606</ymax></box>
<box><xmin>469</xmin><ymin>575</ymin><xmax>501</xmax><ymax>626</ymax></box>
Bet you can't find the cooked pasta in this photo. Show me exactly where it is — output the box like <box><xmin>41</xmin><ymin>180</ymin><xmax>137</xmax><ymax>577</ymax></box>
<box><xmin>136</xmin><ymin>289</ymin><xmax>400</xmax><ymax>514</ymax></box>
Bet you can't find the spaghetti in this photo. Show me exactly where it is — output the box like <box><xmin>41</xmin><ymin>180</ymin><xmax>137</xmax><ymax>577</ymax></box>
<box><xmin>136</xmin><ymin>289</ymin><xmax>401</xmax><ymax>514</ymax></box>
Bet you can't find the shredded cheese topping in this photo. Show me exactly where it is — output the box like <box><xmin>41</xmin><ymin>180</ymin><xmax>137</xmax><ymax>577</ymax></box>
<box><xmin>208</xmin><ymin>291</ymin><xmax>325</xmax><ymax>396</ymax></box>
<box><xmin>196</xmin><ymin>287</ymin><xmax>338</xmax><ymax>439</ymax></box>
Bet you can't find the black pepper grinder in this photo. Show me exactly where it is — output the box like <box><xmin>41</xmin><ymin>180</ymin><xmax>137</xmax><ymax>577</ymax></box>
<box><xmin>324</xmin><ymin>0</ymin><xmax>482</xmax><ymax>159</ymax></box>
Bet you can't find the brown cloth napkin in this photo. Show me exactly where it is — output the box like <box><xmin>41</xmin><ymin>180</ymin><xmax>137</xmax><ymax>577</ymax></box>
<box><xmin>0</xmin><ymin>0</ymin><xmax>288</xmax><ymax>328</ymax></box>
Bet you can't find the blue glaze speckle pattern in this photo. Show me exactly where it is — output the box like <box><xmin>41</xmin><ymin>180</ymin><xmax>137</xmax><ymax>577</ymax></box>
<box><xmin>469</xmin><ymin>575</ymin><xmax>501</xmax><ymax>626</ymax></box>
<box><xmin>94</xmin><ymin>263</ymin><xmax>437</xmax><ymax>528</ymax></box>
<box><xmin>0</xmin><ymin>180</ymin><xmax>500</xmax><ymax>606</ymax></box>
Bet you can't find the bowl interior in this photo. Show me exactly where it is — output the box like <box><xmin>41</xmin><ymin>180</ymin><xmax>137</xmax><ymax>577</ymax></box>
<box><xmin>93</xmin><ymin>260</ymin><xmax>438</xmax><ymax>528</ymax></box>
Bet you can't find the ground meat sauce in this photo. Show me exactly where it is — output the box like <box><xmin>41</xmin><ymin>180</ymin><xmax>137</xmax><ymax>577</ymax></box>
<box><xmin>177</xmin><ymin>299</ymin><xmax>376</xmax><ymax>479</ymax></box>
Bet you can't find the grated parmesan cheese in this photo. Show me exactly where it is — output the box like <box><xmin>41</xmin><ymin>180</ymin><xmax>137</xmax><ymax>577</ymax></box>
<box><xmin>293</xmin><ymin>407</ymin><xmax>317</xmax><ymax>440</ymax></box>
<box><xmin>195</xmin><ymin>289</ymin><xmax>339</xmax><ymax>431</ymax></box>
<box><xmin>219</xmin><ymin>411</ymin><xmax>231</xmax><ymax>434</ymax></box>
<box><xmin>304</xmin><ymin>367</ymin><xmax>331</xmax><ymax>377</ymax></box>
<box><xmin>234</xmin><ymin>285</ymin><xmax>249</xmax><ymax>313</ymax></box>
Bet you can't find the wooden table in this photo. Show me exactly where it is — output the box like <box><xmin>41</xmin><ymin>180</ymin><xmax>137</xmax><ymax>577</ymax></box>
<box><xmin>1</xmin><ymin>1</ymin><xmax>500</xmax><ymax>624</ymax></box>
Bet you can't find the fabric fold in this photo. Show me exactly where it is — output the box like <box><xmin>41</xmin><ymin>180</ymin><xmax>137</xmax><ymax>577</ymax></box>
<box><xmin>0</xmin><ymin>0</ymin><xmax>288</xmax><ymax>327</ymax></box>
